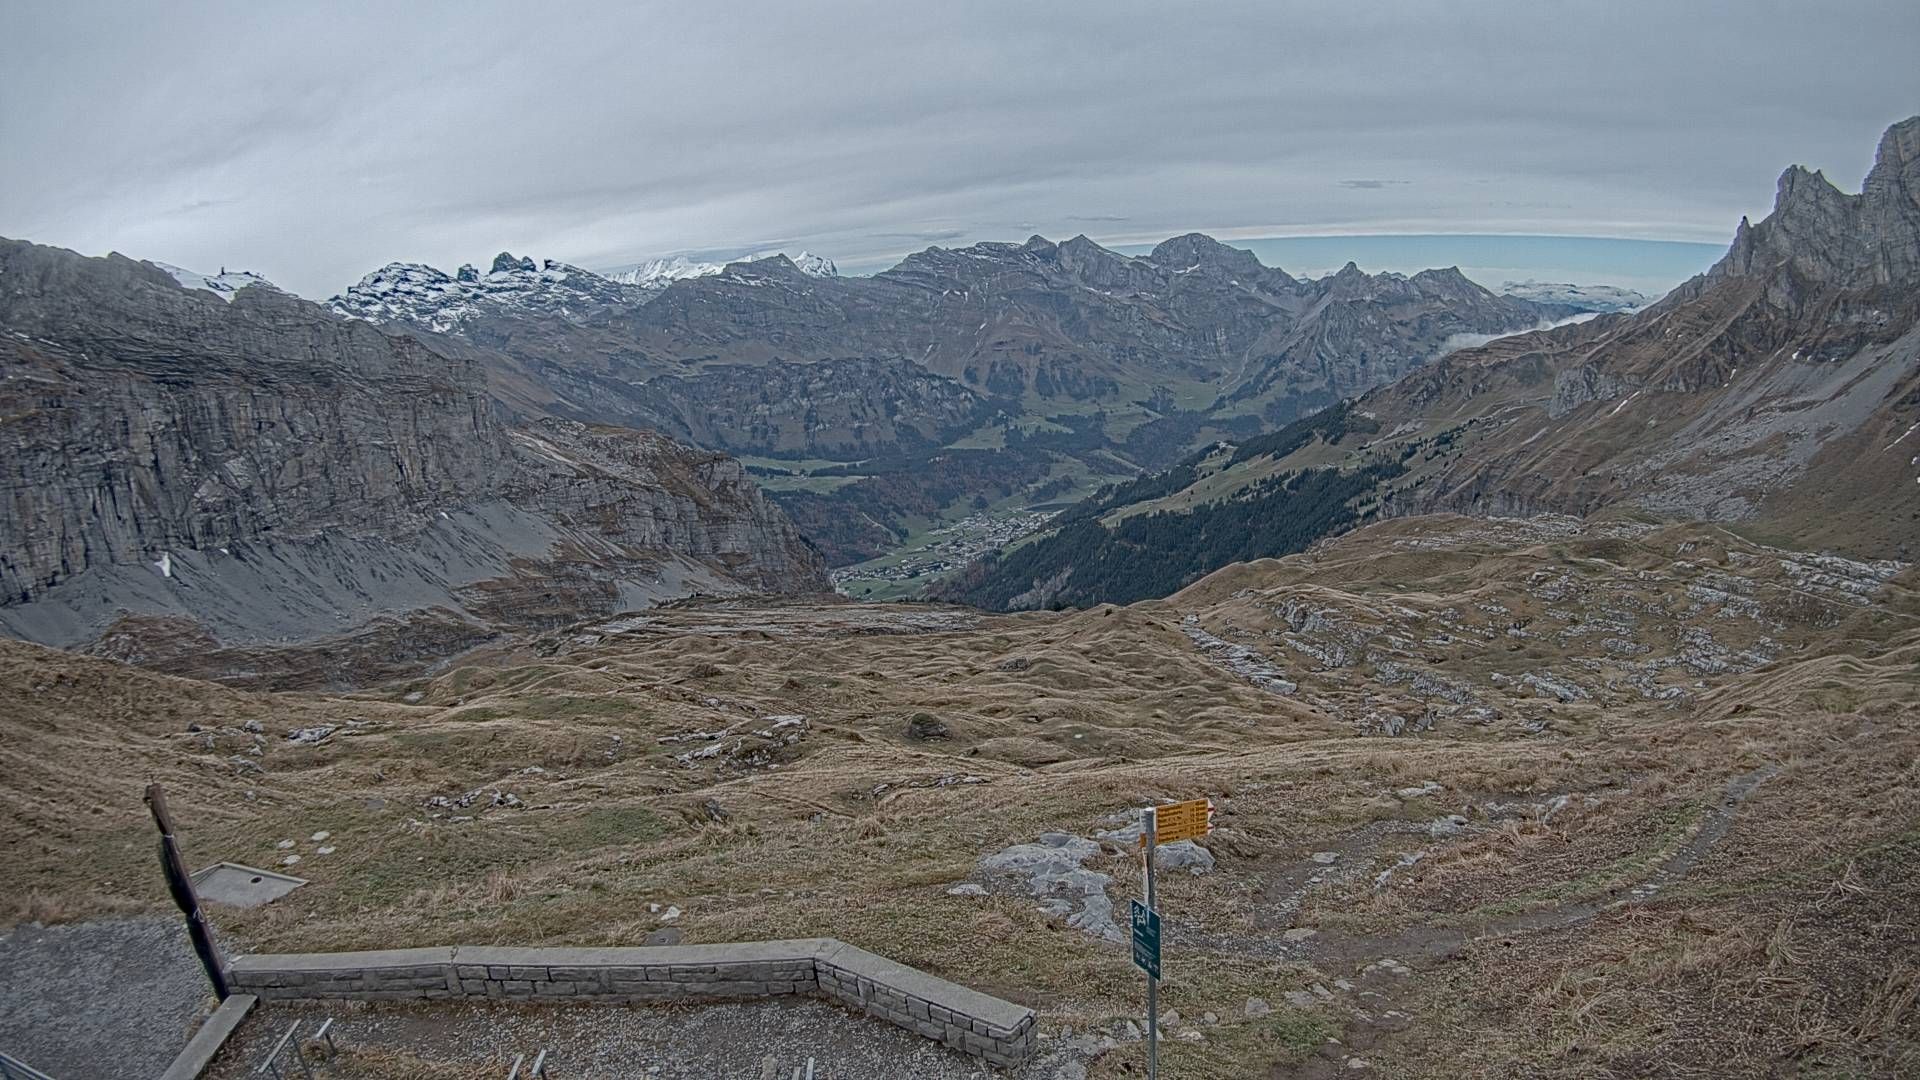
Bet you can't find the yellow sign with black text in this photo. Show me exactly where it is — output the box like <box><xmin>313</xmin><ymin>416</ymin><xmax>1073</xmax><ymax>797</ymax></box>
<box><xmin>1149</xmin><ymin>798</ymin><xmax>1213</xmax><ymax>845</ymax></box>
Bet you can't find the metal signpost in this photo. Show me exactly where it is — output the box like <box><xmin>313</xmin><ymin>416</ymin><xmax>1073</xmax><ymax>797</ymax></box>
<box><xmin>1131</xmin><ymin>798</ymin><xmax>1213</xmax><ymax>1080</ymax></box>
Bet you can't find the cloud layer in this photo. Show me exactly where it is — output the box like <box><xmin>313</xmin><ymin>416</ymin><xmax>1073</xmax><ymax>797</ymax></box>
<box><xmin>3</xmin><ymin>1</ymin><xmax>1915</xmax><ymax>297</ymax></box>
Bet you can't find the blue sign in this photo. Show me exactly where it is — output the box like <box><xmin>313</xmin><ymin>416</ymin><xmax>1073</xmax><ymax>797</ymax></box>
<box><xmin>1130</xmin><ymin>899</ymin><xmax>1162</xmax><ymax>979</ymax></box>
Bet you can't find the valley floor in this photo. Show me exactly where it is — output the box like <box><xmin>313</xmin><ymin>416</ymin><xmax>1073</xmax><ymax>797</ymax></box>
<box><xmin>3</xmin><ymin>514</ymin><xmax>1917</xmax><ymax>1078</ymax></box>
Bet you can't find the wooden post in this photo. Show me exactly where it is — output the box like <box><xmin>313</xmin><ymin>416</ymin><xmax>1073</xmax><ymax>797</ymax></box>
<box><xmin>145</xmin><ymin>783</ymin><xmax>229</xmax><ymax>1000</ymax></box>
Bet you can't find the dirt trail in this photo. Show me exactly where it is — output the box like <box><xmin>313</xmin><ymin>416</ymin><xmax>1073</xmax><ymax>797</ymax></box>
<box><xmin>1265</xmin><ymin>765</ymin><xmax>1779</xmax><ymax>1077</ymax></box>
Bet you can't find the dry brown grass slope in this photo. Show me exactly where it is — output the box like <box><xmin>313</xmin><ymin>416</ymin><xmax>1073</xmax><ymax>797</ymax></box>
<box><xmin>2</xmin><ymin>514</ymin><xmax>1916</xmax><ymax>1077</ymax></box>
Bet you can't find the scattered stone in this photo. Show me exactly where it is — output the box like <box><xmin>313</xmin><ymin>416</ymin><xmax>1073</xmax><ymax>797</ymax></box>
<box><xmin>1161</xmin><ymin>1009</ymin><xmax>1180</xmax><ymax>1028</ymax></box>
<box><xmin>1361</xmin><ymin>957</ymin><xmax>1413</xmax><ymax>978</ymax></box>
<box><xmin>243</xmin><ymin>719</ymin><xmax>264</xmax><ymax>734</ymax></box>
<box><xmin>945</xmin><ymin>883</ymin><xmax>988</xmax><ymax>897</ymax></box>
<box><xmin>1522</xmin><ymin>671</ymin><xmax>1588</xmax><ymax>702</ymax></box>
<box><xmin>1154</xmin><ymin>841</ymin><xmax>1215</xmax><ymax>876</ymax></box>
<box><xmin>1310</xmin><ymin>851</ymin><xmax>1339</xmax><ymax>864</ymax></box>
<box><xmin>1244</xmin><ymin>997</ymin><xmax>1272</xmax><ymax>1018</ymax></box>
<box><xmin>309</xmin><ymin>831</ymin><xmax>330</xmax><ymax>842</ymax></box>
<box><xmin>1202</xmin><ymin>1011</ymin><xmax>1219</xmax><ymax>1025</ymax></box>
<box><xmin>280</xmin><ymin>855</ymin><xmax>300</xmax><ymax>866</ymax></box>
<box><xmin>1122</xmin><ymin>1020</ymin><xmax>1143</xmax><ymax>1040</ymax></box>
<box><xmin>286</xmin><ymin>725</ymin><xmax>335</xmax><ymax>745</ymax></box>
<box><xmin>1181</xmin><ymin>615</ymin><xmax>1298</xmax><ymax>694</ymax></box>
<box><xmin>1429</xmin><ymin>814</ymin><xmax>1470</xmax><ymax>838</ymax></box>
<box><xmin>1395</xmin><ymin>781</ymin><xmax>1443</xmax><ymax>800</ymax></box>
<box><xmin>1177</xmin><ymin>1030</ymin><xmax>1204</xmax><ymax>1042</ymax></box>
<box><xmin>275</xmin><ymin>839</ymin><xmax>295</xmax><ymax>850</ymax></box>
<box><xmin>906</xmin><ymin>713</ymin><xmax>950</xmax><ymax>740</ymax></box>
<box><xmin>980</xmin><ymin>833</ymin><xmax>1119</xmax><ymax>941</ymax></box>
<box><xmin>315</xmin><ymin>846</ymin><xmax>336</xmax><ymax>856</ymax></box>
<box><xmin>1283</xmin><ymin>927</ymin><xmax>1317</xmax><ymax>943</ymax></box>
<box><xmin>1284</xmin><ymin>990</ymin><xmax>1318</xmax><ymax>1009</ymax></box>
<box><xmin>1346</xmin><ymin>1057</ymin><xmax>1371</xmax><ymax>1071</ymax></box>
<box><xmin>660</xmin><ymin>905</ymin><xmax>681</xmax><ymax>922</ymax></box>
<box><xmin>701</xmin><ymin>798</ymin><xmax>729</xmax><ymax>823</ymax></box>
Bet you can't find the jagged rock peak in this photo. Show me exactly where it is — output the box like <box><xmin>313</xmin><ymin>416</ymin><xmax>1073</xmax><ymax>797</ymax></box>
<box><xmin>1710</xmin><ymin>115</ymin><xmax>1920</xmax><ymax>290</ymax></box>
<box><xmin>790</xmin><ymin>251</ymin><xmax>838</xmax><ymax>277</ymax></box>
<box><xmin>456</xmin><ymin>263</ymin><xmax>480</xmax><ymax>283</ymax></box>
<box><xmin>491</xmin><ymin>252</ymin><xmax>538</xmax><ymax>275</ymax></box>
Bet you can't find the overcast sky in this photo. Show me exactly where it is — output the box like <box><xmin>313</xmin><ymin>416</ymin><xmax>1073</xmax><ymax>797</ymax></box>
<box><xmin>3</xmin><ymin>1</ymin><xmax>1916</xmax><ymax>298</ymax></box>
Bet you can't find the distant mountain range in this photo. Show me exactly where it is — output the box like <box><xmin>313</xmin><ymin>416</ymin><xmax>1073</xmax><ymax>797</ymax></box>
<box><xmin>298</xmin><ymin>231</ymin><xmax>1598</xmax><ymax>567</ymax></box>
<box><xmin>937</xmin><ymin>117</ymin><xmax>1920</xmax><ymax>610</ymax></box>
<box><xmin>6</xmin><ymin>163</ymin><xmax>1822</xmax><ymax>664</ymax></box>
<box><xmin>1498</xmin><ymin>279</ymin><xmax>1652</xmax><ymax>312</ymax></box>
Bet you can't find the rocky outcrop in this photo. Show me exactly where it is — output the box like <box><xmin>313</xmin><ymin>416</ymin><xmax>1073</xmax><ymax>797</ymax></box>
<box><xmin>0</xmin><ymin>238</ymin><xmax>828</xmax><ymax>678</ymax></box>
<box><xmin>1709</xmin><ymin>117</ymin><xmax>1920</xmax><ymax>295</ymax></box>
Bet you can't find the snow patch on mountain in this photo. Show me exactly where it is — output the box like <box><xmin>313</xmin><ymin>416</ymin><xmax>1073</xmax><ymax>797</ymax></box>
<box><xmin>153</xmin><ymin>262</ymin><xmax>279</xmax><ymax>302</ymax></box>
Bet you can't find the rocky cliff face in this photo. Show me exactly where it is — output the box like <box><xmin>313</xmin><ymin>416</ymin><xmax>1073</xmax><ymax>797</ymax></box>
<box><xmin>1353</xmin><ymin>116</ymin><xmax>1920</xmax><ymax>558</ymax></box>
<box><xmin>0</xmin><ymin>239</ymin><xmax>828</xmax><ymax>683</ymax></box>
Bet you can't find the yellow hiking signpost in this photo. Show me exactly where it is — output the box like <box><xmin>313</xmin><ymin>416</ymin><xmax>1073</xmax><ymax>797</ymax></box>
<box><xmin>1134</xmin><ymin>797</ymin><xmax>1213</xmax><ymax>1079</ymax></box>
<box><xmin>1144</xmin><ymin>797</ymin><xmax>1213</xmax><ymax>846</ymax></box>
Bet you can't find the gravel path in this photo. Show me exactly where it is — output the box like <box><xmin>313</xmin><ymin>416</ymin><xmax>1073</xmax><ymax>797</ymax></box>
<box><xmin>0</xmin><ymin>917</ymin><xmax>214</xmax><ymax>1079</ymax></box>
<box><xmin>205</xmin><ymin>997</ymin><xmax>1089</xmax><ymax>1079</ymax></box>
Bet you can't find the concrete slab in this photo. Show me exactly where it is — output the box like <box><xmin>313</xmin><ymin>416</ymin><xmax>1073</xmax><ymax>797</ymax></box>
<box><xmin>189</xmin><ymin>863</ymin><xmax>306</xmax><ymax>908</ymax></box>
<box><xmin>156</xmin><ymin>994</ymin><xmax>256</xmax><ymax>1080</ymax></box>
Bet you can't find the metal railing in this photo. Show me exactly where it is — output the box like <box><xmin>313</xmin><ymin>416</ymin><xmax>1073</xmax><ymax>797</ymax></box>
<box><xmin>0</xmin><ymin>1053</ymin><xmax>56</xmax><ymax>1080</ymax></box>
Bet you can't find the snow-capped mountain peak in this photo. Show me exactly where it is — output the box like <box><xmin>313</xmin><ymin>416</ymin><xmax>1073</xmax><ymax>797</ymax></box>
<box><xmin>328</xmin><ymin>252</ymin><xmax>651</xmax><ymax>333</ymax></box>
<box><xmin>791</xmin><ymin>251</ymin><xmax>838</xmax><ymax>277</ymax></box>
<box><xmin>611</xmin><ymin>256</ymin><xmax>725</xmax><ymax>288</ymax></box>
<box><xmin>152</xmin><ymin>262</ymin><xmax>280</xmax><ymax>302</ymax></box>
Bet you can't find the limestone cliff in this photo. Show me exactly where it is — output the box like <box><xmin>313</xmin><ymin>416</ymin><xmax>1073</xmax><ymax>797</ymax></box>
<box><xmin>0</xmin><ymin>239</ymin><xmax>828</xmax><ymax>683</ymax></box>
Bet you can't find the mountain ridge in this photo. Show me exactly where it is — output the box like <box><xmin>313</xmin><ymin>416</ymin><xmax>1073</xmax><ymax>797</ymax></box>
<box><xmin>938</xmin><ymin>117</ymin><xmax>1920</xmax><ymax>610</ymax></box>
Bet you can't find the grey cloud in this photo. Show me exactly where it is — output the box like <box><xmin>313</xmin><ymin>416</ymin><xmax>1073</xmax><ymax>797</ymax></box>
<box><xmin>2</xmin><ymin>0</ymin><xmax>1916</xmax><ymax>297</ymax></box>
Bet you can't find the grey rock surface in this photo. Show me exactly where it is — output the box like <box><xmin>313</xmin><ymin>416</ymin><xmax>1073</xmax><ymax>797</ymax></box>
<box><xmin>0</xmin><ymin>917</ymin><xmax>211</xmax><ymax>1080</ymax></box>
<box><xmin>980</xmin><ymin>833</ymin><xmax>1122</xmax><ymax>942</ymax></box>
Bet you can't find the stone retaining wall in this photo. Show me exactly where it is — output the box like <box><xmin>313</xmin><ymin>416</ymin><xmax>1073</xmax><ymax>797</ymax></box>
<box><xmin>226</xmin><ymin>938</ymin><xmax>1036</xmax><ymax>1067</ymax></box>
